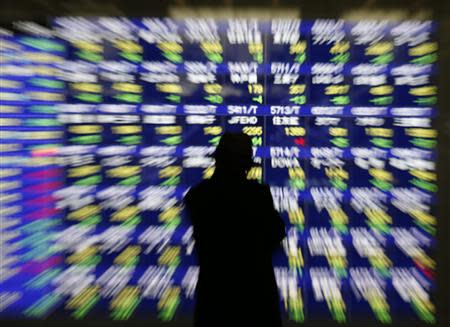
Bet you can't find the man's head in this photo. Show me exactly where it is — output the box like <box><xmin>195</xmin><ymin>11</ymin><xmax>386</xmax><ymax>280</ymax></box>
<box><xmin>213</xmin><ymin>132</ymin><xmax>253</xmax><ymax>175</ymax></box>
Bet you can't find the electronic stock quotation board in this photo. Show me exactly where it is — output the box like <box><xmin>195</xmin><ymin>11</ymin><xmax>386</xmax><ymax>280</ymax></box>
<box><xmin>0</xmin><ymin>18</ymin><xmax>439</xmax><ymax>324</ymax></box>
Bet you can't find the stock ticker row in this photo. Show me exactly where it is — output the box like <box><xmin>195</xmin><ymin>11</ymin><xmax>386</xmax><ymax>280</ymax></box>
<box><xmin>0</xmin><ymin>18</ymin><xmax>438</xmax><ymax>324</ymax></box>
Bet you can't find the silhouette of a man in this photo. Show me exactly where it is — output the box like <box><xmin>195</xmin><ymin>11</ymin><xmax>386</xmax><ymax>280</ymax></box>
<box><xmin>184</xmin><ymin>132</ymin><xmax>286</xmax><ymax>327</ymax></box>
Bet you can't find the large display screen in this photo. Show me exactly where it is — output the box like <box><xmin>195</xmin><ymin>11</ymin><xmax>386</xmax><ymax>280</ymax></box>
<box><xmin>0</xmin><ymin>18</ymin><xmax>438</xmax><ymax>324</ymax></box>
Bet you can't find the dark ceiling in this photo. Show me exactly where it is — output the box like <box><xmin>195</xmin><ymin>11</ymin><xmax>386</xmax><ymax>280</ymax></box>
<box><xmin>0</xmin><ymin>0</ymin><xmax>448</xmax><ymax>25</ymax></box>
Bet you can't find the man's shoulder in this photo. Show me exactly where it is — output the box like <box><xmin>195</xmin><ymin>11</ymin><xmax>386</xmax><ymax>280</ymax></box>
<box><xmin>194</xmin><ymin>179</ymin><xmax>214</xmax><ymax>191</ymax></box>
<box><xmin>246</xmin><ymin>179</ymin><xmax>270</xmax><ymax>191</ymax></box>
<box><xmin>184</xmin><ymin>179</ymin><xmax>213</xmax><ymax>200</ymax></box>
<box><xmin>185</xmin><ymin>179</ymin><xmax>270</xmax><ymax>200</ymax></box>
